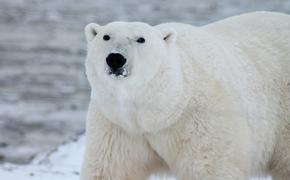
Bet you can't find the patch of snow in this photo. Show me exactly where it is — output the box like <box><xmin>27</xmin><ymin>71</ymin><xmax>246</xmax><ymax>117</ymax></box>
<box><xmin>0</xmin><ymin>136</ymin><xmax>85</xmax><ymax>180</ymax></box>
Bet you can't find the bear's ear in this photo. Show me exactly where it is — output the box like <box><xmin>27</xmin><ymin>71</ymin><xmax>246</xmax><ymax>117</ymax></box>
<box><xmin>161</xmin><ymin>29</ymin><xmax>177</xmax><ymax>44</ymax></box>
<box><xmin>85</xmin><ymin>23</ymin><xmax>100</xmax><ymax>42</ymax></box>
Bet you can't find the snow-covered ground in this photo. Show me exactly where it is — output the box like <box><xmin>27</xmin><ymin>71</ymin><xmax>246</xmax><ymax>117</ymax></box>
<box><xmin>0</xmin><ymin>136</ymin><xmax>85</xmax><ymax>180</ymax></box>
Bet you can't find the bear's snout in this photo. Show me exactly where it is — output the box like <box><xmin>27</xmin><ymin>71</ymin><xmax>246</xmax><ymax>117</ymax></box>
<box><xmin>106</xmin><ymin>53</ymin><xmax>127</xmax><ymax>70</ymax></box>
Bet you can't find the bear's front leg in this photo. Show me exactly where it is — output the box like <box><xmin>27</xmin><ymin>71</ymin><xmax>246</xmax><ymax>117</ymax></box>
<box><xmin>80</xmin><ymin>101</ymin><xmax>163</xmax><ymax>180</ymax></box>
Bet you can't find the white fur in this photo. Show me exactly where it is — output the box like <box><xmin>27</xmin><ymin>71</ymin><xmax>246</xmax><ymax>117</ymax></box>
<box><xmin>81</xmin><ymin>12</ymin><xmax>290</xmax><ymax>180</ymax></box>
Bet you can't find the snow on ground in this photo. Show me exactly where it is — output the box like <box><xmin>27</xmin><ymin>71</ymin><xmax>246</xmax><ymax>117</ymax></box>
<box><xmin>0</xmin><ymin>135</ymin><xmax>271</xmax><ymax>180</ymax></box>
<box><xmin>0</xmin><ymin>136</ymin><xmax>85</xmax><ymax>180</ymax></box>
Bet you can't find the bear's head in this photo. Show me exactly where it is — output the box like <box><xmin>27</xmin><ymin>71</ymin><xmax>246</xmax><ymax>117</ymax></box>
<box><xmin>84</xmin><ymin>22</ymin><xmax>187</xmax><ymax>133</ymax></box>
<box><xmin>85</xmin><ymin>22</ymin><xmax>177</xmax><ymax>84</ymax></box>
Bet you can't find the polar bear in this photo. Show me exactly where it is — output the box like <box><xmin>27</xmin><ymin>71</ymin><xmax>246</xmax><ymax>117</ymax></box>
<box><xmin>80</xmin><ymin>12</ymin><xmax>290</xmax><ymax>180</ymax></box>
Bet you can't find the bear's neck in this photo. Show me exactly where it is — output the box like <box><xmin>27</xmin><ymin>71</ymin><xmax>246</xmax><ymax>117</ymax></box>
<box><xmin>132</xmin><ymin>51</ymin><xmax>191</xmax><ymax>133</ymax></box>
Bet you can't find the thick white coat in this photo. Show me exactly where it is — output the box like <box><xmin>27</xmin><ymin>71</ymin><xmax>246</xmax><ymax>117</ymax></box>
<box><xmin>81</xmin><ymin>12</ymin><xmax>290</xmax><ymax>180</ymax></box>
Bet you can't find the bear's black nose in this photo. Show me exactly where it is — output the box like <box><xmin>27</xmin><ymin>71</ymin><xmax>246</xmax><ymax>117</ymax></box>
<box><xmin>106</xmin><ymin>53</ymin><xmax>127</xmax><ymax>70</ymax></box>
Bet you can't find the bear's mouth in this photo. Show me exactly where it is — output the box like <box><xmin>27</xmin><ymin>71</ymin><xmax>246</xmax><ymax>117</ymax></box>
<box><xmin>107</xmin><ymin>67</ymin><xmax>129</xmax><ymax>78</ymax></box>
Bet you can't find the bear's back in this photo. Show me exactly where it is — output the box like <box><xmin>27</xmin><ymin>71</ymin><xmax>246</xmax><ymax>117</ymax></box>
<box><xmin>203</xmin><ymin>11</ymin><xmax>290</xmax><ymax>74</ymax></box>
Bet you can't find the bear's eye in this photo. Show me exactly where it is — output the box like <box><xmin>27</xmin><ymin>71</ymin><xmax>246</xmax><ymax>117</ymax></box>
<box><xmin>136</xmin><ymin>37</ymin><xmax>145</xmax><ymax>43</ymax></box>
<box><xmin>103</xmin><ymin>35</ymin><xmax>110</xmax><ymax>41</ymax></box>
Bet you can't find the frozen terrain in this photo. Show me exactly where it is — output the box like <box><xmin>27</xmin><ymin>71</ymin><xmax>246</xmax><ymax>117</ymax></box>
<box><xmin>0</xmin><ymin>136</ymin><xmax>85</xmax><ymax>180</ymax></box>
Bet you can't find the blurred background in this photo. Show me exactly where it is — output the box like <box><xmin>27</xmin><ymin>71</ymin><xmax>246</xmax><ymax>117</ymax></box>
<box><xmin>0</xmin><ymin>0</ymin><xmax>289</xmax><ymax>165</ymax></box>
